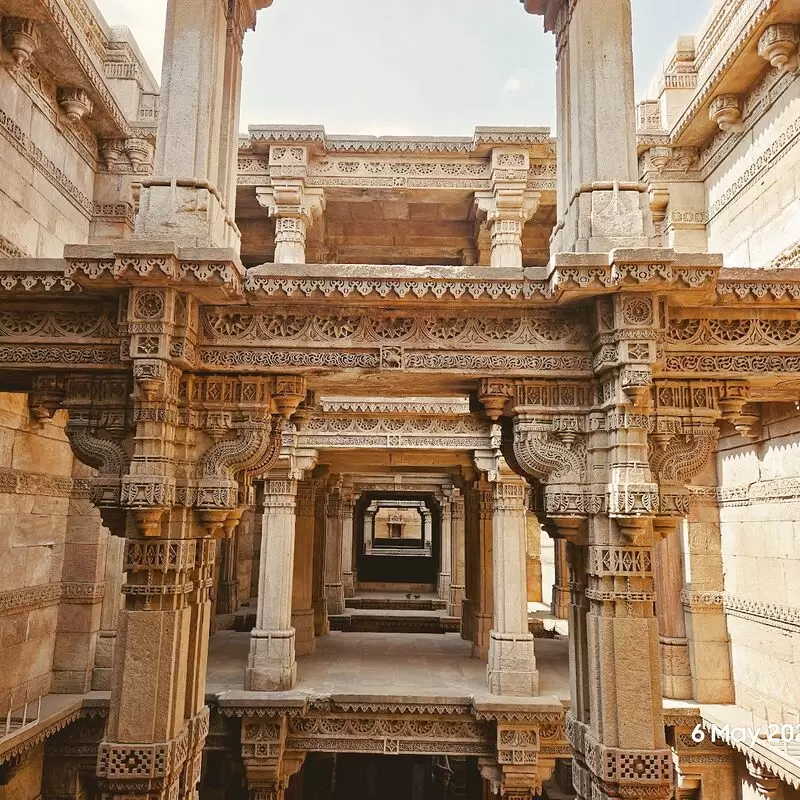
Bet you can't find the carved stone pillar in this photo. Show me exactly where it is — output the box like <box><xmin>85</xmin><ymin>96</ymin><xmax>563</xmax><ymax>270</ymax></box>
<box><xmin>525</xmin><ymin>505</ymin><xmax>543</xmax><ymax>603</ymax></box>
<box><xmin>654</xmin><ymin>529</ymin><xmax>692</xmax><ymax>699</ymax></box>
<box><xmin>488</xmin><ymin>477</ymin><xmax>538</xmax><ymax>696</ymax></box>
<box><xmin>217</xmin><ymin>531</ymin><xmax>239</xmax><ymax>615</ymax></box>
<box><xmin>324</xmin><ymin>484</ymin><xmax>345</xmax><ymax>616</ymax></box>
<box><xmin>523</xmin><ymin>0</ymin><xmax>653</xmax><ymax>253</ymax></box>
<box><xmin>475</xmin><ymin>149</ymin><xmax>540</xmax><ymax>268</ymax></box>
<box><xmin>257</xmin><ymin>147</ymin><xmax>325</xmax><ymax>264</ymax></box>
<box><xmin>551</xmin><ymin>537</ymin><xmax>570</xmax><ymax>619</ymax></box>
<box><xmin>461</xmin><ymin>481</ymin><xmax>477</xmax><ymax>643</ymax></box>
<box><xmin>340</xmin><ymin>488</ymin><xmax>356</xmax><ymax>599</ymax></box>
<box><xmin>246</xmin><ymin>477</ymin><xmax>298</xmax><ymax>691</ymax></box>
<box><xmin>507</xmin><ymin>380</ymin><xmax>673</xmax><ymax>800</ymax></box>
<box><xmin>448</xmin><ymin>489</ymin><xmax>466</xmax><ymax>618</ymax></box>
<box><xmin>292</xmin><ymin>480</ymin><xmax>316</xmax><ymax>657</ymax></box>
<box><xmin>312</xmin><ymin>477</ymin><xmax>329</xmax><ymax>636</ymax></box>
<box><xmin>136</xmin><ymin>0</ymin><xmax>269</xmax><ymax>246</ymax></box>
<box><xmin>438</xmin><ymin>497</ymin><xmax>453</xmax><ymax>601</ymax></box>
<box><xmin>473</xmin><ymin>478</ymin><xmax>494</xmax><ymax>660</ymax></box>
<box><xmin>92</xmin><ymin>534</ymin><xmax>125</xmax><ymax>691</ymax></box>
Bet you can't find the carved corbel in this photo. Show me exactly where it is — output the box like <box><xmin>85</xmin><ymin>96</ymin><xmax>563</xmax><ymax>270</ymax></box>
<box><xmin>28</xmin><ymin>374</ymin><xmax>65</xmax><ymax>423</ymax></box>
<box><xmin>196</xmin><ymin>416</ymin><xmax>272</xmax><ymax>525</ymax></box>
<box><xmin>61</xmin><ymin>375</ymin><xmax>133</xmax><ymax>535</ymax></box>
<box><xmin>57</xmin><ymin>87</ymin><xmax>93</xmax><ymax>123</ymax></box>
<box><xmin>649</xmin><ymin>428</ymin><xmax>719</xmax><ymax>485</ymax></box>
<box><xmin>272</xmin><ymin>375</ymin><xmax>307</xmax><ymax>419</ymax></box>
<box><xmin>709</xmin><ymin>94</ymin><xmax>743</xmax><ymax>133</ymax></box>
<box><xmin>716</xmin><ymin>383</ymin><xmax>759</xmax><ymax>437</ymax></box>
<box><xmin>746</xmin><ymin>759</ymin><xmax>782</xmax><ymax>798</ymax></box>
<box><xmin>511</xmin><ymin>416</ymin><xmax>584</xmax><ymax>485</ymax></box>
<box><xmin>2</xmin><ymin>18</ymin><xmax>39</xmax><ymax>68</ymax></box>
<box><xmin>478</xmin><ymin>378</ymin><xmax>515</xmax><ymax>421</ymax></box>
<box><xmin>758</xmin><ymin>24</ymin><xmax>799</xmax><ymax>73</ymax></box>
<box><xmin>649</xmin><ymin>425</ymin><xmax>719</xmax><ymax>536</ymax></box>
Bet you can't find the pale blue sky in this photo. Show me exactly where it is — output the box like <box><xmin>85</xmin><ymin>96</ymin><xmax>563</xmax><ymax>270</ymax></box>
<box><xmin>96</xmin><ymin>0</ymin><xmax>712</xmax><ymax>135</ymax></box>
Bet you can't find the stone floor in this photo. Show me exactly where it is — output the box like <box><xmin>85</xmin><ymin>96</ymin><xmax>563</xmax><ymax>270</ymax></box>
<box><xmin>206</xmin><ymin>630</ymin><xmax>571</xmax><ymax>701</ymax></box>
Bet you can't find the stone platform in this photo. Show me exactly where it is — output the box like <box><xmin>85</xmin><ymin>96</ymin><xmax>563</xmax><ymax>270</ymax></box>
<box><xmin>206</xmin><ymin>630</ymin><xmax>571</xmax><ymax>701</ymax></box>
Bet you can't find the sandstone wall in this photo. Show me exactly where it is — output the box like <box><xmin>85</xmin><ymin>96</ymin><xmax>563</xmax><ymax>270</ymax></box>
<box><xmin>0</xmin><ymin>392</ymin><xmax>110</xmax><ymax>714</ymax></box>
<box><xmin>717</xmin><ymin>403</ymin><xmax>800</xmax><ymax>724</ymax></box>
<box><xmin>706</xmin><ymin>72</ymin><xmax>800</xmax><ymax>268</ymax></box>
<box><xmin>0</xmin><ymin>68</ymin><xmax>95</xmax><ymax>258</ymax></box>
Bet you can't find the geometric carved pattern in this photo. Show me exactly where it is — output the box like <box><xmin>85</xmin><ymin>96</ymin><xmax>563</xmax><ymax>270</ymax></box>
<box><xmin>285</xmin><ymin>715</ymin><xmax>493</xmax><ymax>756</ymax></box>
<box><xmin>202</xmin><ymin>309</ymin><xmax>586</xmax><ymax>347</ymax></box>
<box><xmin>589</xmin><ymin>546</ymin><xmax>653</xmax><ymax>576</ymax></box>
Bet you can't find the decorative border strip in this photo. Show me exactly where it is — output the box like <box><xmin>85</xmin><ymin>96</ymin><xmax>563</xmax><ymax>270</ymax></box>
<box><xmin>681</xmin><ymin>590</ymin><xmax>800</xmax><ymax>631</ymax></box>
<box><xmin>0</xmin><ymin>236</ymin><xmax>30</xmax><ymax>259</ymax></box>
<box><xmin>718</xmin><ymin>477</ymin><xmax>800</xmax><ymax>507</ymax></box>
<box><xmin>0</xmin><ymin>467</ymin><xmax>89</xmax><ymax>498</ymax></box>
<box><xmin>0</xmin><ymin>581</ymin><xmax>104</xmax><ymax>616</ymax></box>
<box><xmin>0</xmin><ymin>107</ymin><xmax>93</xmax><ymax>219</ymax></box>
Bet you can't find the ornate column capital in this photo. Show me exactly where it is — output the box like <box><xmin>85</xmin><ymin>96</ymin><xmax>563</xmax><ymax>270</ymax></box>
<box><xmin>474</xmin><ymin>149</ymin><xmax>540</xmax><ymax>268</ymax></box>
<box><xmin>256</xmin><ymin>147</ymin><xmax>326</xmax><ymax>264</ymax></box>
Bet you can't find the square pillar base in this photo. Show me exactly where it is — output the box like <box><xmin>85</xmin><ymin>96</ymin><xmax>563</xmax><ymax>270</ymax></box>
<box><xmin>438</xmin><ymin>572</ymin><xmax>451</xmax><ymax>601</ymax></box>
<box><xmin>245</xmin><ymin>628</ymin><xmax>297</xmax><ymax>691</ymax></box>
<box><xmin>487</xmin><ymin>631</ymin><xmax>538</xmax><ymax>697</ymax></box>
<box><xmin>342</xmin><ymin>571</ymin><xmax>355</xmax><ymax>599</ymax></box>
<box><xmin>325</xmin><ymin>583</ymin><xmax>345</xmax><ymax>615</ymax></box>
<box><xmin>292</xmin><ymin>609</ymin><xmax>316</xmax><ymax>657</ymax></box>
<box><xmin>448</xmin><ymin>584</ymin><xmax>465</xmax><ymax>618</ymax></box>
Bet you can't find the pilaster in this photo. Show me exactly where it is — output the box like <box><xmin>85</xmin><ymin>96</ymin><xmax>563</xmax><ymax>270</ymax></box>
<box><xmin>551</xmin><ymin>537</ymin><xmax>570</xmax><ymax>619</ymax></box>
<box><xmin>246</xmin><ymin>476</ymin><xmax>298</xmax><ymax>691</ymax></box>
<box><xmin>311</xmin><ymin>477</ymin><xmax>329</xmax><ymax>637</ymax></box>
<box><xmin>525</xmin><ymin>504</ymin><xmax>543</xmax><ymax>604</ymax></box>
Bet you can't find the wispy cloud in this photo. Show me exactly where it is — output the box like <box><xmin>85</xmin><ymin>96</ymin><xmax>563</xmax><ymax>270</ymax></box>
<box><xmin>503</xmin><ymin>70</ymin><xmax>530</xmax><ymax>94</ymax></box>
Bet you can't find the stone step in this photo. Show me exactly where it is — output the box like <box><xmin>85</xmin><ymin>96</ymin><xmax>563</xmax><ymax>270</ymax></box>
<box><xmin>329</xmin><ymin>613</ymin><xmax>460</xmax><ymax>635</ymax></box>
<box><xmin>345</xmin><ymin>596</ymin><xmax>447</xmax><ymax>612</ymax></box>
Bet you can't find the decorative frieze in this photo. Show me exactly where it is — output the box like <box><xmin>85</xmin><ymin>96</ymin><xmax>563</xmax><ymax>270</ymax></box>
<box><xmin>202</xmin><ymin>309</ymin><xmax>586</xmax><ymax>348</ymax></box>
<box><xmin>0</xmin><ymin>581</ymin><xmax>104</xmax><ymax>616</ymax></box>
